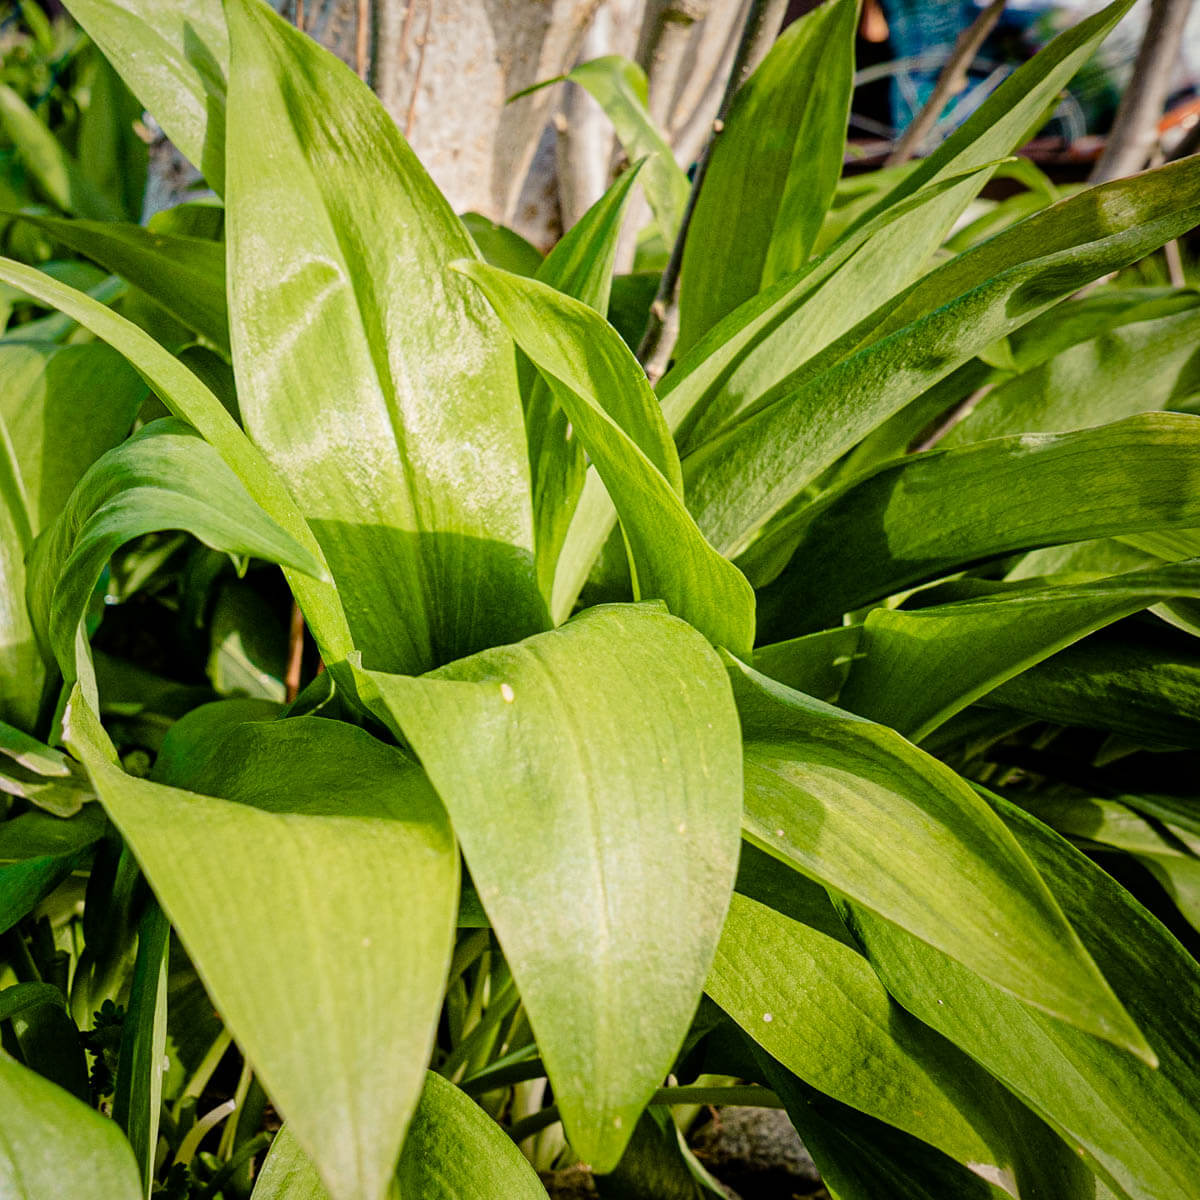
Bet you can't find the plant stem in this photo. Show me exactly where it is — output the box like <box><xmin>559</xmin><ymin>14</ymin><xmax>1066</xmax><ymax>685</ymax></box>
<box><xmin>636</xmin><ymin>0</ymin><xmax>788</xmax><ymax>381</ymax></box>
<box><xmin>885</xmin><ymin>0</ymin><xmax>1006</xmax><ymax>166</ymax></box>
<box><xmin>1091</xmin><ymin>0</ymin><xmax>1195</xmax><ymax>183</ymax></box>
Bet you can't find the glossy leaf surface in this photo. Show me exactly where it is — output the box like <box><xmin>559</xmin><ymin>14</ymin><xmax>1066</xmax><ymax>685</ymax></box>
<box><xmin>458</xmin><ymin>262</ymin><xmax>755</xmax><ymax>655</ymax></box>
<box><xmin>676</xmin><ymin>0</ymin><xmax>856</xmax><ymax>353</ymax></box>
<box><xmin>840</xmin><ymin>561</ymin><xmax>1200</xmax><ymax>740</ymax></box>
<box><xmin>351</xmin><ymin>603</ymin><xmax>743</xmax><ymax>1170</ymax></box>
<box><xmin>66</xmin><ymin>701</ymin><xmax>459</xmax><ymax>1200</ymax></box>
<box><xmin>224</xmin><ymin>0</ymin><xmax>543</xmax><ymax>673</ymax></box>
<box><xmin>846</xmin><ymin>792</ymin><xmax>1200</xmax><ymax>1200</ymax></box>
<box><xmin>725</xmin><ymin>656</ymin><xmax>1145</xmax><ymax>1052</ymax></box>
<box><xmin>759</xmin><ymin>413</ymin><xmax>1200</xmax><ymax>637</ymax></box>
<box><xmin>0</xmin><ymin>255</ymin><xmax>353</xmax><ymax>663</ymax></box>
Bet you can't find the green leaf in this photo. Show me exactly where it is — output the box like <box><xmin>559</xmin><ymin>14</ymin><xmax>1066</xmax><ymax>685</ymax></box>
<box><xmin>527</xmin><ymin>164</ymin><xmax>642</xmax><ymax>603</ymax></box>
<box><xmin>840</xmin><ymin>561</ymin><xmax>1200</xmax><ymax>741</ymax></box>
<box><xmin>760</xmin><ymin>1062</ymin><xmax>1012</xmax><ymax>1200</ymax></box>
<box><xmin>941</xmin><ymin>295</ymin><xmax>1200</xmax><ymax>446</ymax></box>
<box><xmin>675</xmin><ymin>0</ymin><xmax>856</xmax><ymax>354</ymax></box>
<box><xmin>0</xmin><ymin>340</ymin><xmax>145</xmax><ymax>730</ymax></box>
<box><xmin>0</xmin><ymin>1050</ymin><xmax>142</xmax><ymax>1199</ymax></box>
<box><xmin>224</xmin><ymin>0</ymin><xmax>544</xmax><ymax>674</ymax></box>
<box><xmin>758</xmin><ymin>413</ymin><xmax>1200</xmax><ymax>639</ymax></box>
<box><xmin>253</xmin><ymin>1075</ymin><xmax>549</xmax><ymax>1199</ymax></box>
<box><xmin>457</xmin><ymin>262</ymin><xmax>755</xmax><ymax>656</ymax></box>
<box><xmin>566</xmin><ymin>57</ymin><xmax>688</xmax><ymax>242</ymax></box>
<box><xmin>27</xmin><ymin>419</ymin><xmax>324</xmax><ymax>700</ymax></box>
<box><xmin>1018</xmin><ymin>792</ymin><xmax>1200</xmax><ymax>934</ymax></box>
<box><xmin>76</xmin><ymin>48</ymin><xmax>148</xmax><ymax>221</ymax></box>
<box><xmin>62</xmin><ymin>0</ymin><xmax>229</xmax><ymax>191</ymax></box>
<box><xmin>724</xmin><ymin>655</ymin><xmax>1147</xmax><ymax>1054</ymax></box>
<box><xmin>660</xmin><ymin>0</ymin><xmax>1132</xmax><ymax>453</ymax></box>
<box><xmin>684</xmin><ymin>160</ymin><xmax>1200</xmax><ymax>566</ymax></box>
<box><xmin>461</xmin><ymin>212</ymin><xmax>544</xmax><ymax>276</ymax></box>
<box><xmin>0</xmin><ymin>83</ymin><xmax>123</xmax><ymax>220</ymax></box>
<box><xmin>65</xmin><ymin>698</ymin><xmax>459</xmax><ymax>1200</ymax></box>
<box><xmin>986</xmin><ymin>622</ymin><xmax>1200</xmax><ymax>748</ymax></box>
<box><xmin>112</xmin><ymin>901</ymin><xmax>169</xmax><ymax>1198</ymax></box>
<box><xmin>7</xmin><ymin>212</ymin><xmax>229</xmax><ymax>351</ymax></box>
<box><xmin>752</xmin><ymin>626</ymin><xmax>862</xmax><ymax>702</ymax></box>
<box><xmin>844</xmin><ymin>790</ymin><xmax>1200</xmax><ymax>1200</ymax></box>
<box><xmin>0</xmin><ymin>255</ymin><xmax>354</xmax><ymax>666</ymax></box>
<box><xmin>394</xmin><ymin>1072</ymin><xmax>550</xmax><ymax>1199</ymax></box>
<box><xmin>709</xmin><ymin>892</ymin><xmax>1093</xmax><ymax>1197</ymax></box>
<box><xmin>349</xmin><ymin>603</ymin><xmax>744</xmax><ymax>1171</ymax></box>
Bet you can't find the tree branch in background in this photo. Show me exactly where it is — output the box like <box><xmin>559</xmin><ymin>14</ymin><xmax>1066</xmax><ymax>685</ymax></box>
<box><xmin>637</xmin><ymin>0</ymin><xmax>713</xmax><ymax>129</ymax></box>
<box><xmin>1091</xmin><ymin>0</ymin><xmax>1195</xmax><ymax>183</ymax></box>
<box><xmin>886</xmin><ymin>0</ymin><xmax>1006</xmax><ymax>165</ymax></box>
<box><xmin>357</xmin><ymin>0</ymin><xmax>371</xmax><ymax>80</ymax></box>
<box><xmin>636</xmin><ymin>0</ymin><xmax>788</xmax><ymax>380</ymax></box>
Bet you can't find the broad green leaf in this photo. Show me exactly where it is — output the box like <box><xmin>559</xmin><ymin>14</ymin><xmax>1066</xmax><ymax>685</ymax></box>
<box><xmin>0</xmin><ymin>1050</ymin><xmax>141</xmax><ymax>1199</ymax></box>
<box><xmin>224</xmin><ymin>0</ymin><xmax>543</xmax><ymax>674</ymax></box>
<box><xmin>27</xmin><ymin>419</ymin><xmax>324</xmax><ymax>701</ymax></box>
<box><xmin>986</xmin><ymin>623</ymin><xmax>1200</xmax><ymax>748</ymax></box>
<box><xmin>710</xmin><ymin>892</ymin><xmax>1091</xmax><ymax>1197</ymax></box>
<box><xmin>66</xmin><ymin>699</ymin><xmax>459</xmax><ymax>1200</ymax></box>
<box><xmin>62</xmin><ymin>0</ymin><xmax>228</xmax><ymax>191</ymax></box>
<box><xmin>458</xmin><ymin>262</ymin><xmax>755</xmax><ymax>656</ymax></box>
<box><xmin>724</xmin><ymin>655</ymin><xmax>1146</xmax><ymax>1054</ymax></box>
<box><xmin>659</xmin><ymin>0</ymin><xmax>1132</xmax><ymax>451</ymax></box>
<box><xmin>845</xmin><ymin>790</ymin><xmax>1200</xmax><ymax>1200</ymax></box>
<box><xmin>761</xmin><ymin>1062</ymin><xmax>1012</xmax><ymax>1200</ymax></box>
<box><xmin>7</xmin><ymin>212</ymin><xmax>229</xmax><ymax>351</ymax></box>
<box><xmin>566</xmin><ymin>57</ymin><xmax>688</xmax><ymax>241</ymax></box>
<box><xmin>526</xmin><ymin>165</ymin><xmax>643</xmax><ymax>602</ymax></box>
<box><xmin>676</xmin><ymin>0</ymin><xmax>856</xmax><ymax>353</ymax></box>
<box><xmin>253</xmin><ymin>1075</ymin><xmax>549</xmax><ymax>1199</ymax></box>
<box><xmin>0</xmin><ymin>83</ymin><xmax>123</xmax><ymax>221</ymax></box>
<box><xmin>76</xmin><ymin>47</ymin><xmax>148</xmax><ymax>221</ymax></box>
<box><xmin>1019</xmin><ymin>792</ymin><xmax>1200</xmax><ymax>934</ymax></box>
<box><xmin>349</xmin><ymin>604</ymin><xmax>744</xmax><ymax>1171</ymax></box>
<box><xmin>0</xmin><ymin>255</ymin><xmax>353</xmax><ymax>664</ymax></box>
<box><xmin>112</xmin><ymin>901</ymin><xmax>168</xmax><ymax>1198</ymax></box>
<box><xmin>394</xmin><ymin>1072</ymin><xmax>549</xmax><ymax>1199</ymax></box>
<box><xmin>941</xmin><ymin>297</ymin><xmax>1200</xmax><ymax>446</ymax></box>
<box><xmin>0</xmin><ymin>340</ymin><xmax>145</xmax><ymax>730</ymax></box>
<box><xmin>684</xmin><ymin>162</ymin><xmax>1200</xmax><ymax>565</ymax></box>
<box><xmin>752</xmin><ymin>626</ymin><xmax>862</xmax><ymax>702</ymax></box>
<box><xmin>840</xmin><ymin>561</ymin><xmax>1200</xmax><ymax>741</ymax></box>
<box><xmin>461</xmin><ymin>212</ymin><xmax>544</xmax><ymax>276</ymax></box>
<box><xmin>757</xmin><ymin>413</ymin><xmax>1200</xmax><ymax>639</ymax></box>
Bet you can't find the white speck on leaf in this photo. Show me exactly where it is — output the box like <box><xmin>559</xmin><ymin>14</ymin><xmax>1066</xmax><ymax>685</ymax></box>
<box><xmin>762</xmin><ymin>1012</ymin><xmax>773</xmax><ymax>1023</ymax></box>
<box><xmin>500</xmin><ymin>683</ymin><xmax>515</xmax><ymax>702</ymax></box>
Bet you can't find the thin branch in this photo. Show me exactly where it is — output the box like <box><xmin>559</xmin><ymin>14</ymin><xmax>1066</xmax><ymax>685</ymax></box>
<box><xmin>356</xmin><ymin>0</ymin><xmax>370</xmax><ymax>81</ymax></box>
<box><xmin>886</xmin><ymin>0</ymin><xmax>1005</xmax><ymax>166</ymax></box>
<box><xmin>636</xmin><ymin>0</ymin><xmax>788</xmax><ymax>380</ymax></box>
<box><xmin>637</xmin><ymin>1</ymin><xmax>712</xmax><ymax>129</ymax></box>
<box><xmin>285</xmin><ymin>602</ymin><xmax>305</xmax><ymax>703</ymax></box>
<box><xmin>1091</xmin><ymin>0</ymin><xmax>1195</xmax><ymax>183</ymax></box>
<box><xmin>295</xmin><ymin>0</ymin><xmax>305</xmax><ymax>32</ymax></box>
<box><xmin>404</xmin><ymin>0</ymin><xmax>435</xmax><ymax>139</ymax></box>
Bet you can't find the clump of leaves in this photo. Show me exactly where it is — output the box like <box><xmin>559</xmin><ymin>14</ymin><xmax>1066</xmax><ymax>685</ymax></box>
<box><xmin>4</xmin><ymin>0</ymin><xmax>1200</xmax><ymax>1197</ymax></box>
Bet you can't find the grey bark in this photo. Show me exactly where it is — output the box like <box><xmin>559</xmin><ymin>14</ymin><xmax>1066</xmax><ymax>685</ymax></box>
<box><xmin>1090</xmin><ymin>0</ymin><xmax>1196</xmax><ymax>183</ymax></box>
